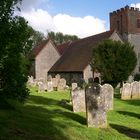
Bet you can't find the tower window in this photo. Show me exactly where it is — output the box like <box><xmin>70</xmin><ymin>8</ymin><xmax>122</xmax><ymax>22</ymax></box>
<box><xmin>137</xmin><ymin>19</ymin><xmax>140</xmax><ymax>28</ymax></box>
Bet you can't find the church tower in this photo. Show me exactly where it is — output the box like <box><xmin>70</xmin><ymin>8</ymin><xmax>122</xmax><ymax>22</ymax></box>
<box><xmin>110</xmin><ymin>5</ymin><xmax>140</xmax><ymax>37</ymax></box>
<box><xmin>110</xmin><ymin>5</ymin><xmax>140</xmax><ymax>73</ymax></box>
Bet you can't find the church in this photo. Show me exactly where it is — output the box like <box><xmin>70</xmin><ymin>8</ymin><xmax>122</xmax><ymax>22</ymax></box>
<box><xmin>30</xmin><ymin>6</ymin><xmax>140</xmax><ymax>85</ymax></box>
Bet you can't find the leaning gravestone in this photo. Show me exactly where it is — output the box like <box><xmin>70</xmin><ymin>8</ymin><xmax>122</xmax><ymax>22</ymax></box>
<box><xmin>101</xmin><ymin>84</ymin><xmax>114</xmax><ymax>111</ymax></box>
<box><xmin>131</xmin><ymin>81</ymin><xmax>140</xmax><ymax>99</ymax></box>
<box><xmin>72</xmin><ymin>83</ymin><xmax>78</xmax><ymax>90</ymax></box>
<box><xmin>85</xmin><ymin>83</ymin><xmax>107</xmax><ymax>128</ymax></box>
<box><xmin>58</xmin><ymin>78</ymin><xmax>66</xmax><ymax>90</ymax></box>
<box><xmin>121</xmin><ymin>83</ymin><xmax>132</xmax><ymax>100</ymax></box>
<box><xmin>71</xmin><ymin>89</ymin><xmax>86</xmax><ymax>112</ymax></box>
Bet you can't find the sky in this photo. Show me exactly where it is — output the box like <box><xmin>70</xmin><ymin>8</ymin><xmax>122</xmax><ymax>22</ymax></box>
<box><xmin>18</xmin><ymin>0</ymin><xmax>140</xmax><ymax>38</ymax></box>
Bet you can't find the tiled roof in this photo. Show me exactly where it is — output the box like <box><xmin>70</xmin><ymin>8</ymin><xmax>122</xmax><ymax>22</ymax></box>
<box><xmin>49</xmin><ymin>30</ymin><xmax>115</xmax><ymax>72</ymax></box>
<box><xmin>57</xmin><ymin>41</ymin><xmax>72</xmax><ymax>55</ymax></box>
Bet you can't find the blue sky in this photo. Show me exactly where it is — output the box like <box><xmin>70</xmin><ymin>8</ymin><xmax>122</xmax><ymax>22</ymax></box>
<box><xmin>20</xmin><ymin>0</ymin><xmax>140</xmax><ymax>38</ymax></box>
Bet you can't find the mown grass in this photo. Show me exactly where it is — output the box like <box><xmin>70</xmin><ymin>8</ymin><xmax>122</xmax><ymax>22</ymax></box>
<box><xmin>0</xmin><ymin>87</ymin><xmax>140</xmax><ymax>140</ymax></box>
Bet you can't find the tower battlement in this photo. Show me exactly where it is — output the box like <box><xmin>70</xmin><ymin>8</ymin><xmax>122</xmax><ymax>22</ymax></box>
<box><xmin>110</xmin><ymin>5</ymin><xmax>140</xmax><ymax>36</ymax></box>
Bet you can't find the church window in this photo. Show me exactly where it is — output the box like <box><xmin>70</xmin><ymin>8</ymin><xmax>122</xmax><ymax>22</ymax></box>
<box><xmin>137</xmin><ymin>19</ymin><xmax>140</xmax><ymax>28</ymax></box>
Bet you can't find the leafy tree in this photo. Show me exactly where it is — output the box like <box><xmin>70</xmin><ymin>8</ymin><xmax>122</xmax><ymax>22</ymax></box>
<box><xmin>29</xmin><ymin>26</ymin><xmax>45</xmax><ymax>47</ymax></box>
<box><xmin>0</xmin><ymin>0</ymin><xmax>33</xmax><ymax>104</ymax></box>
<box><xmin>91</xmin><ymin>39</ymin><xmax>137</xmax><ymax>87</ymax></box>
<box><xmin>48</xmin><ymin>31</ymin><xmax>78</xmax><ymax>45</ymax></box>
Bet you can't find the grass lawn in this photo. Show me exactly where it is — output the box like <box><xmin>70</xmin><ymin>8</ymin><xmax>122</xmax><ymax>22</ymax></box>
<box><xmin>0</xmin><ymin>87</ymin><xmax>140</xmax><ymax>140</ymax></box>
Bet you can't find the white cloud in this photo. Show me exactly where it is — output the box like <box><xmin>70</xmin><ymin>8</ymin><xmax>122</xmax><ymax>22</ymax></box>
<box><xmin>130</xmin><ymin>3</ymin><xmax>140</xmax><ymax>9</ymax></box>
<box><xmin>20</xmin><ymin>8</ymin><xmax>106</xmax><ymax>38</ymax></box>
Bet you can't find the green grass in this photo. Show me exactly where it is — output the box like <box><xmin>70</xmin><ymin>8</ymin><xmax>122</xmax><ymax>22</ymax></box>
<box><xmin>0</xmin><ymin>87</ymin><xmax>140</xmax><ymax>140</ymax></box>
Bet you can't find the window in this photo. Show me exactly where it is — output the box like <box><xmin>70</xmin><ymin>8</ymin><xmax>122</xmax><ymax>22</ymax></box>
<box><xmin>137</xmin><ymin>19</ymin><xmax>140</xmax><ymax>28</ymax></box>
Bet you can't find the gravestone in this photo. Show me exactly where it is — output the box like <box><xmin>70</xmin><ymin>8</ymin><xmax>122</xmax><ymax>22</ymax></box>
<box><xmin>72</xmin><ymin>83</ymin><xmax>78</xmax><ymax>90</ymax></box>
<box><xmin>37</xmin><ymin>81</ymin><xmax>45</xmax><ymax>92</ymax></box>
<box><xmin>58</xmin><ymin>78</ymin><xmax>66</xmax><ymax>90</ymax></box>
<box><xmin>52</xmin><ymin>78</ymin><xmax>59</xmax><ymax>90</ymax></box>
<box><xmin>101</xmin><ymin>84</ymin><xmax>114</xmax><ymax>111</ymax></box>
<box><xmin>131</xmin><ymin>81</ymin><xmax>140</xmax><ymax>99</ymax></box>
<box><xmin>85</xmin><ymin>83</ymin><xmax>107</xmax><ymax>128</ymax></box>
<box><xmin>71</xmin><ymin>89</ymin><xmax>86</xmax><ymax>112</ymax></box>
<box><xmin>47</xmin><ymin>81</ymin><xmax>53</xmax><ymax>92</ymax></box>
<box><xmin>55</xmin><ymin>74</ymin><xmax>61</xmax><ymax>82</ymax></box>
<box><xmin>121</xmin><ymin>83</ymin><xmax>132</xmax><ymax>100</ymax></box>
<box><xmin>27</xmin><ymin>76</ymin><xmax>34</xmax><ymax>86</ymax></box>
<box><xmin>47</xmin><ymin>75</ymin><xmax>52</xmax><ymax>81</ymax></box>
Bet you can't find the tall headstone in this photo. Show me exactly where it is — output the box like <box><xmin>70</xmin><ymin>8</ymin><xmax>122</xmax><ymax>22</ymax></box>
<box><xmin>71</xmin><ymin>89</ymin><xmax>86</xmax><ymax>112</ymax></box>
<box><xmin>131</xmin><ymin>81</ymin><xmax>140</xmax><ymax>99</ymax></box>
<box><xmin>101</xmin><ymin>84</ymin><xmax>114</xmax><ymax>111</ymax></box>
<box><xmin>121</xmin><ymin>83</ymin><xmax>132</xmax><ymax>100</ymax></box>
<box><xmin>85</xmin><ymin>83</ymin><xmax>107</xmax><ymax>128</ymax></box>
<box><xmin>58</xmin><ymin>78</ymin><xmax>66</xmax><ymax>90</ymax></box>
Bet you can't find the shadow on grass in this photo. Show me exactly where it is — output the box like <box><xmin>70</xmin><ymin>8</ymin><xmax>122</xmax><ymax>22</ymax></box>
<box><xmin>29</xmin><ymin>95</ymin><xmax>85</xmax><ymax>125</ymax></box>
<box><xmin>117</xmin><ymin>111</ymin><xmax>140</xmax><ymax>119</ymax></box>
<box><xmin>0</xmin><ymin>94</ymin><xmax>86</xmax><ymax>140</ymax></box>
<box><xmin>110</xmin><ymin>124</ymin><xmax>140</xmax><ymax>139</ymax></box>
<box><xmin>122</xmin><ymin>99</ymin><xmax>140</xmax><ymax>107</ymax></box>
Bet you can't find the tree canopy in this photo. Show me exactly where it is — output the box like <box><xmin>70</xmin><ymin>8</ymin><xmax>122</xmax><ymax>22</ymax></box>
<box><xmin>47</xmin><ymin>31</ymin><xmax>79</xmax><ymax>45</ymax></box>
<box><xmin>0</xmin><ymin>0</ymin><xmax>33</xmax><ymax>103</ymax></box>
<box><xmin>91</xmin><ymin>39</ymin><xmax>137</xmax><ymax>87</ymax></box>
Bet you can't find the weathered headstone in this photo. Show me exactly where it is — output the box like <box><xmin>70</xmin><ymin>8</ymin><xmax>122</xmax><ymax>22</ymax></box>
<box><xmin>85</xmin><ymin>83</ymin><xmax>107</xmax><ymax>128</ymax></box>
<box><xmin>47</xmin><ymin>75</ymin><xmax>52</xmax><ymax>81</ymax></box>
<box><xmin>37</xmin><ymin>81</ymin><xmax>45</xmax><ymax>92</ymax></box>
<box><xmin>27</xmin><ymin>76</ymin><xmax>34</xmax><ymax>86</ymax></box>
<box><xmin>71</xmin><ymin>89</ymin><xmax>86</xmax><ymax>112</ymax></box>
<box><xmin>52</xmin><ymin>78</ymin><xmax>59</xmax><ymax>90</ymax></box>
<box><xmin>131</xmin><ymin>81</ymin><xmax>140</xmax><ymax>99</ymax></box>
<box><xmin>55</xmin><ymin>74</ymin><xmax>61</xmax><ymax>82</ymax></box>
<box><xmin>58</xmin><ymin>78</ymin><xmax>66</xmax><ymax>90</ymax></box>
<box><xmin>101</xmin><ymin>84</ymin><xmax>114</xmax><ymax>111</ymax></box>
<box><xmin>121</xmin><ymin>83</ymin><xmax>132</xmax><ymax>100</ymax></box>
<box><xmin>72</xmin><ymin>83</ymin><xmax>78</xmax><ymax>90</ymax></box>
<box><xmin>47</xmin><ymin>81</ymin><xmax>53</xmax><ymax>92</ymax></box>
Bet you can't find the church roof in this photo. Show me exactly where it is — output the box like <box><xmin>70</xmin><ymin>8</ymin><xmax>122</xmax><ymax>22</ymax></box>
<box><xmin>31</xmin><ymin>39</ymin><xmax>49</xmax><ymax>58</ymax></box>
<box><xmin>49</xmin><ymin>30</ymin><xmax>115</xmax><ymax>73</ymax></box>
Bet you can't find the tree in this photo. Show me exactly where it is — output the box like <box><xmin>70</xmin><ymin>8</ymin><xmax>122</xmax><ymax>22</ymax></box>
<box><xmin>47</xmin><ymin>31</ymin><xmax>79</xmax><ymax>45</ymax></box>
<box><xmin>91</xmin><ymin>39</ymin><xmax>137</xmax><ymax>87</ymax></box>
<box><xmin>0</xmin><ymin>0</ymin><xmax>33</xmax><ymax>104</ymax></box>
<box><xmin>28</xmin><ymin>26</ymin><xmax>45</xmax><ymax>47</ymax></box>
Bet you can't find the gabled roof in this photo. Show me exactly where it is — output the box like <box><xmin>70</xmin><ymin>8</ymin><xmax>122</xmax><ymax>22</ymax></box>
<box><xmin>31</xmin><ymin>39</ymin><xmax>60</xmax><ymax>58</ymax></box>
<box><xmin>31</xmin><ymin>40</ymin><xmax>49</xmax><ymax>58</ymax></box>
<box><xmin>49</xmin><ymin>30</ymin><xmax>116</xmax><ymax>72</ymax></box>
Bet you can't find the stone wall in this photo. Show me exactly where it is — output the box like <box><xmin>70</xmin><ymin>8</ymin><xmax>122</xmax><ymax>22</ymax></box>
<box><xmin>35</xmin><ymin>40</ymin><xmax>60</xmax><ymax>80</ymax></box>
<box><xmin>83</xmin><ymin>65</ymin><xmax>93</xmax><ymax>83</ymax></box>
